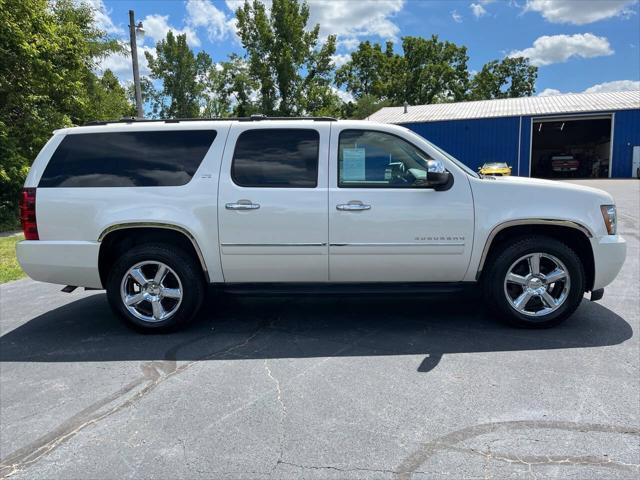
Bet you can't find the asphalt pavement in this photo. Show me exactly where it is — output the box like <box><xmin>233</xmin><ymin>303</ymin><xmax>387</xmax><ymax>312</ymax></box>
<box><xmin>0</xmin><ymin>179</ymin><xmax>638</xmax><ymax>479</ymax></box>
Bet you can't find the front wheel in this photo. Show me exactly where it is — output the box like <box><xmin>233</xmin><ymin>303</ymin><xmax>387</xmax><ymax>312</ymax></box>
<box><xmin>483</xmin><ymin>236</ymin><xmax>585</xmax><ymax>328</ymax></box>
<box><xmin>106</xmin><ymin>243</ymin><xmax>205</xmax><ymax>332</ymax></box>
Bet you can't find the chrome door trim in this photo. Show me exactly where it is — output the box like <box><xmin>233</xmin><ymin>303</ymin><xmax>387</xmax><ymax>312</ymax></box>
<box><xmin>97</xmin><ymin>222</ymin><xmax>210</xmax><ymax>282</ymax></box>
<box><xmin>476</xmin><ymin>219</ymin><xmax>593</xmax><ymax>278</ymax></box>
<box><xmin>221</xmin><ymin>242</ymin><xmax>327</xmax><ymax>247</ymax></box>
<box><xmin>330</xmin><ymin>242</ymin><xmax>465</xmax><ymax>247</ymax></box>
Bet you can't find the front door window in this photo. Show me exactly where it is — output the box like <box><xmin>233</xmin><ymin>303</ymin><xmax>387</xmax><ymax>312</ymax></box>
<box><xmin>338</xmin><ymin>130</ymin><xmax>434</xmax><ymax>188</ymax></box>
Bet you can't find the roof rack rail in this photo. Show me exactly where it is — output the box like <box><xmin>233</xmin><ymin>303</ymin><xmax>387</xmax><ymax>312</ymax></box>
<box><xmin>83</xmin><ymin>115</ymin><xmax>337</xmax><ymax>126</ymax></box>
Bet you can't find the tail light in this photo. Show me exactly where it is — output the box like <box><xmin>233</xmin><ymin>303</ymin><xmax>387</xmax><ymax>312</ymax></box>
<box><xmin>19</xmin><ymin>188</ymin><xmax>39</xmax><ymax>240</ymax></box>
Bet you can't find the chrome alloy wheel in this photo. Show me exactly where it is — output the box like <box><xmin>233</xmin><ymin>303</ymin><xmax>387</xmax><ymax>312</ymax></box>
<box><xmin>120</xmin><ymin>261</ymin><xmax>183</xmax><ymax>323</ymax></box>
<box><xmin>503</xmin><ymin>252</ymin><xmax>571</xmax><ymax>317</ymax></box>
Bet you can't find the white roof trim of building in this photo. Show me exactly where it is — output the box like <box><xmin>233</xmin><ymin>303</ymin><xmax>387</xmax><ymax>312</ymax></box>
<box><xmin>367</xmin><ymin>90</ymin><xmax>640</xmax><ymax>124</ymax></box>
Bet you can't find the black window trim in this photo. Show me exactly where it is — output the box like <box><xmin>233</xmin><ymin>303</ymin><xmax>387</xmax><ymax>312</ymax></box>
<box><xmin>337</xmin><ymin>128</ymin><xmax>450</xmax><ymax>189</ymax></box>
<box><xmin>230</xmin><ymin>128</ymin><xmax>321</xmax><ymax>189</ymax></box>
<box><xmin>38</xmin><ymin>129</ymin><xmax>217</xmax><ymax>188</ymax></box>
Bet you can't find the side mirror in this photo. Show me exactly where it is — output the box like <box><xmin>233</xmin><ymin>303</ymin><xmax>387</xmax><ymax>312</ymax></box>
<box><xmin>426</xmin><ymin>159</ymin><xmax>452</xmax><ymax>190</ymax></box>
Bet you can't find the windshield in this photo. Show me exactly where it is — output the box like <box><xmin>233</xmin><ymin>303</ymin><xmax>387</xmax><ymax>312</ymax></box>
<box><xmin>484</xmin><ymin>162</ymin><xmax>508</xmax><ymax>168</ymax></box>
<box><xmin>402</xmin><ymin>128</ymin><xmax>479</xmax><ymax>178</ymax></box>
<box><xmin>430</xmin><ymin>143</ymin><xmax>479</xmax><ymax>178</ymax></box>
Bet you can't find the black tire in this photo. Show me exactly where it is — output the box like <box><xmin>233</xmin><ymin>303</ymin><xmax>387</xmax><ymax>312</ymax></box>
<box><xmin>106</xmin><ymin>243</ymin><xmax>205</xmax><ymax>332</ymax></box>
<box><xmin>483</xmin><ymin>236</ymin><xmax>585</xmax><ymax>328</ymax></box>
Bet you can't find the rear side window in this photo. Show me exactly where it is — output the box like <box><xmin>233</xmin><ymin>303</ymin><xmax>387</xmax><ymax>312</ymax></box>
<box><xmin>39</xmin><ymin>130</ymin><xmax>217</xmax><ymax>187</ymax></box>
<box><xmin>231</xmin><ymin>129</ymin><xmax>319</xmax><ymax>188</ymax></box>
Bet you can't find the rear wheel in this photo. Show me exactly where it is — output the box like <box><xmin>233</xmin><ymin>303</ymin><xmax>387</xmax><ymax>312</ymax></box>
<box><xmin>483</xmin><ymin>236</ymin><xmax>585</xmax><ymax>328</ymax></box>
<box><xmin>106</xmin><ymin>243</ymin><xmax>205</xmax><ymax>332</ymax></box>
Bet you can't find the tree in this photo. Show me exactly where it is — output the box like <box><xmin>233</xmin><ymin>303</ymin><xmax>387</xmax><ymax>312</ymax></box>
<box><xmin>470</xmin><ymin>57</ymin><xmax>538</xmax><ymax>100</ymax></box>
<box><xmin>233</xmin><ymin>0</ymin><xmax>337</xmax><ymax>116</ymax></box>
<box><xmin>342</xmin><ymin>94</ymin><xmax>391</xmax><ymax>120</ymax></box>
<box><xmin>335</xmin><ymin>36</ymin><xmax>470</xmax><ymax>106</ymax></box>
<box><xmin>216</xmin><ymin>54</ymin><xmax>259</xmax><ymax>117</ymax></box>
<box><xmin>127</xmin><ymin>77</ymin><xmax>164</xmax><ymax>119</ymax></box>
<box><xmin>335</xmin><ymin>41</ymin><xmax>397</xmax><ymax>100</ymax></box>
<box><xmin>89</xmin><ymin>70</ymin><xmax>135</xmax><ymax>120</ymax></box>
<box><xmin>145</xmin><ymin>31</ymin><xmax>212</xmax><ymax>118</ymax></box>
<box><xmin>400</xmin><ymin>35</ymin><xmax>470</xmax><ymax>105</ymax></box>
<box><xmin>0</xmin><ymin>0</ymin><xmax>129</xmax><ymax>228</ymax></box>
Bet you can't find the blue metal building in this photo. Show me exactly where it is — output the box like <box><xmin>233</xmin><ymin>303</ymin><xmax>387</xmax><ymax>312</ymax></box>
<box><xmin>368</xmin><ymin>91</ymin><xmax>640</xmax><ymax>178</ymax></box>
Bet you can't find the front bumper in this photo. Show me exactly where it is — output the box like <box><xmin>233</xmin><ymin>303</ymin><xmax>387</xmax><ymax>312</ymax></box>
<box><xmin>590</xmin><ymin>235</ymin><xmax>627</xmax><ymax>291</ymax></box>
<box><xmin>16</xmin><ymin>241</ymin><xmax>102</xmax><ymax>289</ymax></box>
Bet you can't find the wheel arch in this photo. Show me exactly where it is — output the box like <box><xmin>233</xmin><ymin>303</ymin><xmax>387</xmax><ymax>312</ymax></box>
<box><xmin>98</xmin><ymin>223</ymin><xmax>210</xmax><ymax>286</ymax></box>
<box><xmin>477</xmin><ymin>220</ymin><xmax>595</xmax><ymax>291</ymax></box>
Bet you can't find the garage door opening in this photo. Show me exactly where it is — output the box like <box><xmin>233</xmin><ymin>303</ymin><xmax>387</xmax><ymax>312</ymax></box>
<box><xmin>531</xmin><ymin>117</ymin><xmax>612</xmax><ymax>178</ymax></box>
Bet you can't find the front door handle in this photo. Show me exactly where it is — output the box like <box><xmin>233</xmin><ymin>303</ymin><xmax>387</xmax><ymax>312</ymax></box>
<box><xmin>225</xmin><ymin>200</ymin><xmax>260</xmax><ymax>211</ymax></box>
<box><xmin>336</xmin><ymin>202</ymin><xmax>371</xmax><ymax>211</ymax></box>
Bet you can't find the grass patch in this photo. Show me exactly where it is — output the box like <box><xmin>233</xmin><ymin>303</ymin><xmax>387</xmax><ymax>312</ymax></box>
<box><xmin>0</xmin><ymin>233</ymin><xmax>25</xmax><ymax>283</ymax></box>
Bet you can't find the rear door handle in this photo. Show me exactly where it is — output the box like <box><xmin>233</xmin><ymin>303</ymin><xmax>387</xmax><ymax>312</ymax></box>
<box><xmin>225</xmin><ymin>201</ymin><xmax>260</xmax><ymax>211</ymax></box>
<box><xmin>336</xmin><ymin>203</ymin><xmax>371</xmax><ymax>211</ymax></box>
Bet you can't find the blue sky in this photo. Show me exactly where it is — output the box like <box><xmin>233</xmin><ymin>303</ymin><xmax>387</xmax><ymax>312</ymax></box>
<box><xmin>94</xmin><ymin>0</ymin><xmax>640</xmax><ymax>99</ymax></box>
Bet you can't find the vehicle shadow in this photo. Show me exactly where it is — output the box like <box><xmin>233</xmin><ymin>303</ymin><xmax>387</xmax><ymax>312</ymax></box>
<box><xmin>0</xmin><ymin>291</ymin><xmax>632</xmax><ymax>373</ymax></box>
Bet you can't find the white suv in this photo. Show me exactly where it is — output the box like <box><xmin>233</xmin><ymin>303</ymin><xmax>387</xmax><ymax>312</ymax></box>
<box><xmin>17</xmin><ymin>117</ymin><xmax>626</xmax><ymax>332</ymax></box>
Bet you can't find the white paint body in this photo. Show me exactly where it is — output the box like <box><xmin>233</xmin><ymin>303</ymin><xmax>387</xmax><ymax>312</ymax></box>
<box><xmin>17</xmin><ymin>120</ymin><xmax>626</xmax><ymax>292</ymax></box>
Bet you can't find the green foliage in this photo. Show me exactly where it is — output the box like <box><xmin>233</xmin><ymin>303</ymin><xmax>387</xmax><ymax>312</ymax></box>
<box><xmin>335</xmin><ymin>41</ymin><xmax>396</xmax><ymax>100</ymax></box>
<box><xmin>233</xmin><ymin>0</ymin><xmax>338</xmax><ymax>116</ymax></box>
<box><xmin>342</xmin><ymin>94</ymin><xmax>391</xmax><ymax>120</ymax></box>
<box><xmin>0</xmin><ymin>0</ymin><xmax>132</xmax><ymax>229</ymax></box>
<box><xmin>469</xmin><ymin>57</ymin><xmax>538</xmax><ymax>100</ymax></box>
<box><xmin>89</xmin><ymin>70</ymin><xmax>136</xmax><ymax>119</ymax></box>
<box><xmin>336</xmin><ymin>37</ymin><xmax>537</xmax><ymax>106</ymax></box>
<box><xmin>216</xmin><ymin>54</ymin><xmax>258</xmax><ymax>117</ymax></box>
<box><xmin>145</xmin><ymin>31</ymin><xmax>212</xmax><ymax>118</ymax></box>
<box><xmin>401</xmin><ymin>36</ymin><xmax>470</xmax><ymax>104</ymax></box>
<box><xmin>127</xmin><ymin>77</ymin><xmax>164</xmax><ymax>119</ymax></box>
<box><xmin>336</xmin><ymin>36</ymin><xmax>469</xmax><ymax>105</ymax></box>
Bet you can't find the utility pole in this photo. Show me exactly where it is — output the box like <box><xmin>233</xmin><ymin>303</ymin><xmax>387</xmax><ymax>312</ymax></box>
<box><xmin>129</xmin><ymin>10</ymin><xmax>144</xmax><ymax>118</ymax></box>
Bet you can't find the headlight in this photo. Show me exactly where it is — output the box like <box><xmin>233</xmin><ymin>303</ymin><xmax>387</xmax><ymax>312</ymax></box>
<box><xmin>600</xmin><ymin>205</ymin><xmax>617</xmax><ymax>235</ymax></box>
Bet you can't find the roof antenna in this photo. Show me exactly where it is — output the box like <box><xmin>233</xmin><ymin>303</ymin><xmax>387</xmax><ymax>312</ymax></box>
<box><xmin>403</xmin><ymin>101</ymin><xmax>408</xmax><ymax>114</ymax></box>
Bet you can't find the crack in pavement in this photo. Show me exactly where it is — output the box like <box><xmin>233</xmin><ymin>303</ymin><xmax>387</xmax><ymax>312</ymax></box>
<box><xmin>0</xmin><ymin>325</ymin><xmax>266</xmax><ymax>478</ymax></box>
<box><xmin>263</xmin><ymin>359</ymin><xmax>287</xmax><ymax>471</ymax></box>
<box><xmin>277</xmin><ymin>460</ymin><xmax>417</xmax><ymax>476</ymax></box>
<box><xmin>394</xmin><ymin>420</ymin><xmax>640</xmax><ymax>480</ymax></box>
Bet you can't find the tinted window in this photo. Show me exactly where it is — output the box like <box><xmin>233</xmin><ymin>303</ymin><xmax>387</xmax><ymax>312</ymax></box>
<box><xmin>232</xmin><ymin>129</ymin><xmax>319</xmax><ymax>188</ymax></box>
<box><xmin>338</xmin><ymin>130</ymin><xmax>433</xmax><ymax>188</ymax></box>
<box><xmin>39</xmin><ymin>130</ymin><xmax>217</xmax><ymax>187</ymax></box>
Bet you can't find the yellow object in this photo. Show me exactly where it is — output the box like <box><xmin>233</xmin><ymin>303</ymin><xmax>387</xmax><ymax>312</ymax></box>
<box><xmin>478</xmin><ymin>162</ymin><xmax>512</xmax><ymax>176</ymax></box>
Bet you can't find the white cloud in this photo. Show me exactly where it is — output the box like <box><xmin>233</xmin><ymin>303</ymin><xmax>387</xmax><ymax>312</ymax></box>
<box><xmin>509</xmin><ymin>33</ymin><xmax>613</xmax><ymax>66</ymax></box>
<box><xmin>451</xmin><ymin>10</ymin><xmax>463</xmax><ymax>23</ymax></box>
<box><xmin>141</xmin><ymin>14</ymin><xmax>200</xmax><ymax>47</ymax></box>
<box><xmin>470</xmin><ymin>3</ymin><xmax>488</xmax><ymax>18</ymax></box>
<box><xmin>308</xmin><ymin>0</ymin><xmax>405</xmax><ymax>41</ymax></box>
<box><xmin>225</xmin><ymin>0</ymin><xmax>248</xmax><ymax>13</ymax></box>
<box><xmin>82</xmin><ymin>0</ymin><xmax>123</xmax><ymax>34</ymax></box>
<box><xmin>331</xmin><ymin>54</ymin><xmax>351</xmax><ymax>68</ymax></box>
<box><xmin>186</xmin><ymin>0</ymin><xmax>236</xmax><ymax>41</ymax></box>
<box><xmin>225</xmin><ymin>0</ymin><xmax>404</xmax><ymax>43</ymax></box>
<box><xmin>538</xmin><ymin>80</ymin><xmax>640</xmax><ymax>96</ymax></box>
<box><xmin>583</xmin><ymin>80</ymin><xmax>640</xmax><ymax>93</ymax></box>
<box><xmin>332</xmin><ymin>86</ymin><xmax>354</xmax><ymax>103</ymax></box>
<box><xmin>524</xmin><ymin>0</ymin><xmax>637</xmax><ymax>25</ymax></box>
<box><xmin>538</xmin><ymin>88</ymin><xmax>564</xmax><ymax>96</ymax></box>
<box><xmin>338</xmin><ymin>38</ymin><xmax>361</xmax><ymax>51</ymax></box>
<box><xmin>97</xmin><ymin>45</ymin><xmax>156</xmax><ymax>82</ymax></box>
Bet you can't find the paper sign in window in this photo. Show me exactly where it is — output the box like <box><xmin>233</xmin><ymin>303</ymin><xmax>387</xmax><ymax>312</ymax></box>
<box><xmin>342</xmin><ymin>148</ymin><xmax>366</xmax><ymax>181</ymax></box>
